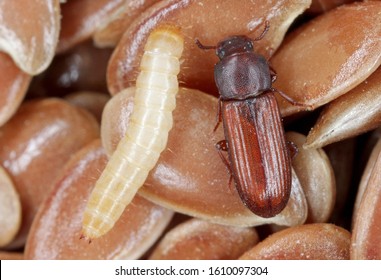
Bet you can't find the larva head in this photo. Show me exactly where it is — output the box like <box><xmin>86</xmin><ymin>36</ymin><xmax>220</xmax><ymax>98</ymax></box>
<box><xmin>144</xmin><ymin>25</ymin><xmax>184</xmax><ymax>57</ymax></box>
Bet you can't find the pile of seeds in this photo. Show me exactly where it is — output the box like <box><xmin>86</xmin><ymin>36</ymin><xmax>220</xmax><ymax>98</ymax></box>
<box><xmin>0</xmin><ymin>0</ymin><xmax>380</xmax><ymax>260</ymax></box>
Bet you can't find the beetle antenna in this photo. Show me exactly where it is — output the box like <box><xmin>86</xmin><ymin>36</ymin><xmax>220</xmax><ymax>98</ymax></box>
<box><xmin>195</xmin><ymin>39</ymin><xmax>216</xmax><ymax>50</ymax></box>
<box><xmin>253</xmin><ymin>20</ymin><xmax>270</xmax><ymax>41</ymax></box>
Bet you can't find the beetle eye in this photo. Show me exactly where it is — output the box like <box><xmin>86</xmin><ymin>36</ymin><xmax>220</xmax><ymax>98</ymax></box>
<box><xmin>245</xmin><ymin>41</ymin><xmax>253</xmax><ymax>51</ymax></box>
<box><xmin>217</xmin><ymin>49</ymin><xmax>225</xmax><ymax>60</ymax></box>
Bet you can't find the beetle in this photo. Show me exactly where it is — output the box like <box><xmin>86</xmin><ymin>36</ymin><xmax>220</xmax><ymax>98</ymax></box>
<box><xmin>196</xmin><ymin>21</ymin><xmax>300</xmax><ymax>218</ymax></box>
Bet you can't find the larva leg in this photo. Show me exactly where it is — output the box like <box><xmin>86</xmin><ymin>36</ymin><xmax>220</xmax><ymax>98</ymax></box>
<box><xmin>82</xmin><ymin>25</ymin><xmax>184</xmax><ymax>240</ymax></box>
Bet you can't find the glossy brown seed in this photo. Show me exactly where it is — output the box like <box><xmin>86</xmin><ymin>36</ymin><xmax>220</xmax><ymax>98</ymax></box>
<box><xmin>107</xmin><ymin>0</ymin><xmax>311</xmax><ymax>95</ymax></box>
<box><xmin>58</xmin><ymin>0</ymin><xmax>125</xmax><ymax>53</ymax></box>
<box><xmin>286</xmin><ymin>132</ymin><xmax>335</xmax><ymax>223</ymax></box>
<box><xmin>149</xmin><ymin>218</ymin><xmax>259</xmax><ymax>260</ymax></box>
<box><xmin>308</xmin><ymin>0</ymin><xmax>356</xmax><ymax>14</ymax></box>
<box><xmin>305</xmin><ymin>67</ymin><xmax>381</xmax><ymax>149</ymax></box>
<box><xmin>64</xmin><ymin>91</ymin><xmax>109</xmax><ymax>123</ymax></box>
<box><xmin>101</xmin><ymin>87</ymin><xmax>308</xmax><ymax>227</ymax></box>
<box><xmin>0</xmin><ymin>251</ymin><xmax>23</xmax><ymax>260</ymax></box>
<box><xmin>0</xmin><ymin>0</ymin><xmax>60</xmax><ymax>74</ymax></box>
<box><xmin>272</xmin><ymin>1</ymin><xmax>381</xmax><ymax>116</ymax></box>
<box><xmin>351</xmin><ymin>148</ymin><xmax>381</xmax><ymax>259</ymax></box>
<box><xmin>0</xmin><ymin>52</ymin><xmax>31</xmax><ymax>126</ymax></box>
<box><xmin>93</xmin><ymin>0</ymin><xmax>157</xmax><ymax>48</ymax></box>
<box><xmin>0</xmin><ymin>165</ymin><xmax>21</xmax><ymax>247</ymax></box>
<box><xmin>0</xmin><ymin>98</ymin><xmax>99</xmax><ymax>248</ymax></box>
<box><xmin>239</xmin><ymin>223</ymin><xmax>351</xmax><ymax>260</ymax></box>
<box><xmin>25</xmin><ymin>140</ymin><xmax>173</xmax><ymax>260</ymax></box>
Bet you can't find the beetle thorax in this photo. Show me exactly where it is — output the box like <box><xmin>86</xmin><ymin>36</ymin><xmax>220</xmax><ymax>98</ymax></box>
<box><xmin>214</xmin><ymin>52</ymin><xmax>272</xmax><ymax>100</ymax></box>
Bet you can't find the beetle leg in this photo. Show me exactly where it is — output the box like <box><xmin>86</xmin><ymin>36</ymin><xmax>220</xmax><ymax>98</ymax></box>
<box><xmin>270</xmin><ymin>87</ymin><xmax>311</xmax><ymax>108</ymax></box>
<box><xmin>287</xmin><ymin>141</ymin><xmax>298</xmax><ymax>160</ymax></box>
<box><xmin>215</xmin><ymin>140</ymin><xmax>230</xmax><ymax>168</ymax></box>
<box><xmin>213</xmin><ymin>98</ymin><xmax>223</xmax><ymax>132</ymax></box>
<box><xmin>253</xmin><ymin>20</ymin><xmax>270</xmax><ymax>42</ymax></box>
<box><xmin>269</xmin><ymin>65</ymin><xmax>277</xmax><ymax>83</ymax></box>
<box><xmin>215</xmin><ymin>140</ymin><xmax>235</xmax><ymax>191</ymax></box>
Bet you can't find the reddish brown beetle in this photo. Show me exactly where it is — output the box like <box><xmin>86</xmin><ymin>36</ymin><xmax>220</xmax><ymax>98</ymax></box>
<box><xmin>197</xmin><ymin>22</ymin><xmax>299</xmax><ymax>218</ymax></box>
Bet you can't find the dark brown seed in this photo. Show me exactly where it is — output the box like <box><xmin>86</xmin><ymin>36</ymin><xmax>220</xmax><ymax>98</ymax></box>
<box><xmin>58</xmin><ymin>0</ymin><xmax>124</xmax><ymax>53</ymax></box>
<box><xmin>64</xmin><ymin>91</ymin><xmax>109</xmax><ymax>123</ymax></box>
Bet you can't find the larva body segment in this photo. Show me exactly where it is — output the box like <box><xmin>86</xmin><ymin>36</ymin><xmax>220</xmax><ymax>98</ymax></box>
<box><xmin>82</xmin><ymin>26</ymin><xmax>184</xmax><ymax>240</ymax></box>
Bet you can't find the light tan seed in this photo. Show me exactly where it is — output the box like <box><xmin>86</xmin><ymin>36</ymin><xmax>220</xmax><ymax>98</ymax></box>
<box><xmin>353</xmin><ymin>137</ymin><xmax>381</xmax><ymax>223</ymax></box>
<box><xmin>0</xmin><ymin>52</ymin><xmax>31</xmax><ymax>126</ymax></box>
<box><xmin>287</xmin><ymin>132</ymin><xmax>335</xmax><ymax>223</ymax></box>
<box><xmin>305</xmin><ymin>67</ymin><xmax>381</xmax><ymax>149</ymax></box>
<box><xmin>0</xmin><ymin>0</ymin><xmax>60</xmax><ymax>74</ymax></box>
<box><xmin>351</xmin><ymin>148</ymin><xmax>381</xmax><ymax>259</ymax></box>
<box><xmin>0</xmin><ymin>165</ymin><xmax>21</xmax><ymax>247</ymax></box>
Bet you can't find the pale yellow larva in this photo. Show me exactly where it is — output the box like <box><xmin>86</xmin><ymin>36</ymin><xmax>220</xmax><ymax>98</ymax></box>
<box><xmin>81</xmin><ymin>25</ymin><xmax>184</xmax><ymax>240</ymax></box>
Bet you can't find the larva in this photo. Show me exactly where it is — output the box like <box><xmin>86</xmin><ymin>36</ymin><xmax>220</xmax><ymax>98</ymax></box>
<box><xmin>81</xmin><ymin>25</ymin><xmax>184</xmax><ymax>240</ymax></box>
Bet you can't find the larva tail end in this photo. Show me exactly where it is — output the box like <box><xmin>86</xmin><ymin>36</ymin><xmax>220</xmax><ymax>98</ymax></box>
<box><xmin>82</xmin><ymin>212</ymin><xmax>116</xmax><ymax>240</ymax></box>
<box><xmin>79</xmin><ymin>233</ymin><xmax>92</xmax><ymax>244</ymax></box>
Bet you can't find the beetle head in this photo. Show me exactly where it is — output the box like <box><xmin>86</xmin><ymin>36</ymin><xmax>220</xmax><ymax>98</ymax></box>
<box><xmin>215</xmin><ymin>36</ymin><xmax>253</xmax><ymax>60</ymax></box>
<box><xmin>195</xmin><ymin>21</ymin><xmax>269</xmax><ymax>60</ymax></box>
<box><xmin>195</xmin><ymin>36</ymin><xmax>254</xmax><ymax>60</ymax></box>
